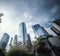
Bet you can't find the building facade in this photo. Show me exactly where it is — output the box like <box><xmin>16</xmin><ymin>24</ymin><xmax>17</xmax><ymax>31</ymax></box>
<box><xmin>32</xmin><ymin>24</ymin><xmax>49</xmax><ymax>37</ymax></box>
<box><xmin>32</xmin><ymin>24</ymin><xmax>44</xmax><ymax>37</ymax></box>
<box><xmin>9</xmin><ymin>37</ymin><xmax>13</xmax><ymax>46</ymax></box>
<box><xmin>0</xmin><ymin>33</ymin><xmax>10</xmax><ymax>48</ymax></box>
<box><xmin>51</xmin><ymin>19</ymin><xmax>60</xmax><ymax>35</ymax></box>
<box><xmin>13</xmin><ymin>35</ymin><xmax>18</xmax><ymax>45</ymax></box>
<box><xmin>41</xmin><ymin>27</ymin><xmax>49</xmax><ymax>36</ymax></box>
<box><xmin>19</xmin><ymin>22</ymin><xmax>28</xmax><ymax>45</ymax></box>
<box><xmin>27</xmin><ymin>34</ymin><xmax>32</xmax><ymax>49</ymax></box>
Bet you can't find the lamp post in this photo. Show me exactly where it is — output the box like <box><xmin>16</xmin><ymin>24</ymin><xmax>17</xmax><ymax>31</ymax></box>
<box><xmin>0</xmin><ymin>13</ymin><xmax>4</xmax><ymax>37</ymax></box>
<box><xmin>0</xmin><ymin>13</ymin><xmax>3</xmax><ymax>23</ymax></box>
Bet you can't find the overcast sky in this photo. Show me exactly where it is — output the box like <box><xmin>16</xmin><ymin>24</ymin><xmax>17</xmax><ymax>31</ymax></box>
<box><xmin>0</xmin><ymin>0</ymin><xmax>60</xmax><ymax>40</ymax></box>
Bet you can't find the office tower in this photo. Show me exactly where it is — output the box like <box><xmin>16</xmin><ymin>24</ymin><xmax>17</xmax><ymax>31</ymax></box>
<box><xmin>32</xmin><ymin>24</ymin><xmax>44</xmax><ymax>37</ymax></box>
<box><xmin>41</xmin><ymin>27</ymin><xmax>50</xmax><ymax>36</ymax></box>
<box><xmin>13</xmin><ymin>35</ymin><xmax>18</xmax><ymax>45</ymax></box>
<box><xmin>27</xmin><ymin>34</ymin><xmax>32</xmax><ymax>49</ymax></box>
<box><xmin>32</xmin><ymin>24</ymin><xmax>50</xmax><ymax>38</ymax></box>
<box><xmin>0</xmin><ymin>33</ymin><xmax>10</xmax><ymax>48</ymax></box>
<box><xmin>51</xmin><ymin>19</ymin><xmax>60</xmax><ymax>35</ymax></box>
<box><xmin>19</xmin><ymin>22</ymin><xmax>28</xmax><ymax>45</ymax></box>
<box><xmin>9</xmin><ymin>37</ymin><xmax>13</xmax><ymax>46</ymax></box>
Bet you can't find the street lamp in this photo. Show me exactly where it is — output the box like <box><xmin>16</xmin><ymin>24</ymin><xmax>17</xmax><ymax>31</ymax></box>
<box><xmin>0</xmin><ymin>13</ymin><xmax>4</xmax><ymax>37</ymax></box>
<box><xmin>0</xmin><ymin>13</ymin><xmax>4</xmax><ymax>23</ymax></box>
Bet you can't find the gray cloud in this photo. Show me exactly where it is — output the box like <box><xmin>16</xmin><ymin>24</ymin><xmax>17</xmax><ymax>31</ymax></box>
<box><xmin>0</xmin><ymin>0</ymin><xmax>60</xmax><ymax>28</ymax></box>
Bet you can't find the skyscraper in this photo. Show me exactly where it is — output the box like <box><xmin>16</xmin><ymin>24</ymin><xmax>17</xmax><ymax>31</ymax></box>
<box><xmin>27</xmin><ymin>34</ymin><xmax>32</xmax><ymax>49</ymax></box>
<box><xmin>9</xmin><ymin>37</ymin><xmax>13</xmax><ymax>46</ymax></box>
<box><xmin>41</xmin><ymin>27</ymin><xmax>50</xmax><ymax>36</ymax></box>
<box><xmin>19</xmin><ymin>22</ymin><xmax>28</xmax><ymax>45</ymax></box>
<box><xmin>32</xmin><ymin>24</ymin><xmax>50</xmax><ymax>38</ymax></box>
<box><xmin>13</xmin><ymin>35</ymin><xmax>18</xmax><ymax>45</ymax></box>
<box><xmin>32</xmin><ymin>24</ymin><xmax>44</xmax><ymax>37</ymax></box>
<box><xmin>0</xmin><ymin>33</ymin><xmax>10</xmax><ymax>48</ymax></box>
<box><xmin>51</xmin><ymin>19</ymin><xmax>60</xmax><ymax>35</ymax></box>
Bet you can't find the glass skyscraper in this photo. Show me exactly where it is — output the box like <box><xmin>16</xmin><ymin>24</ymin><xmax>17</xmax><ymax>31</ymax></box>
<box><xmin>9</xmin><ymin>37</ymin><xmax>13</xmax><ymax>46</ymax></box>
<box><xmin>32</xmin><ymin>24</ymin><xmax>44</xmax><ymax>37</ymax></box>
<box><xmin>19</xmin><ymin>22</ymin><xmax>28</xmax><ymax>45</ymax></box>
<box><xmin>0</xmin><ymin>33</ymin><xmax>10</xmax><ymax>48</ymax></box>
<box><xmin>32</xmin><ymin>24</ymin><xmax>49</xmax><ymax>37</ymax></box>
<box><xmin>41</xmin><ymin>26</ymin><xmax>49</xmax><ymax>35</ymax></box>
<box><xmin>13</xmin><ymin>35</ymin><xmax>18</xmax><ymax>45</ymax></box>
<box><xmin>27</xmin><ymin>34</ymin><xmax>32</xmax><ymax>48</ymax></box>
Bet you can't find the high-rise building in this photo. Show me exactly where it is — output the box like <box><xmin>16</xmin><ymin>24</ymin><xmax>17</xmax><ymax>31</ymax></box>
<box><xmin>32</xmin><ymin>24</ymin><xmax>49</xmax><ymax>37</ymax></box>
<box><xmin>27</xmin><ymin>34</ymin><xmax>32</xmax><ymax>49</ymax></box>
<box><xmin>13</xmin><ymin>35</ymin><xmax>18</xmax><ymax>45</ymax></box>
<box><xmin>9</xmin><ymin>37</ymin><xmax>13</xmax><ymax>46</ymax></box>
<box><xmin>0</xmin><ymin>33</ymin><xmax>10</xmax><ymax>48</ymax></box>
<box><xmin>19</xmin><ymin>22</ymin><xmax>28</xmax><ymax>45</ymax></box>
<box><xmin>41</xmin><ymin>27</ymin><xmax>50</xmax><ymax>36</ymax></box>
<box><xmin>48</xmin><ymin>36</ymin><xmax>60</xmax><ymax>56</ymax></box>
<box><xmin>51</xmin><ymin>19</ymin><xmax>60</xmax><ymax>35</ymax></box>
<box><xmin>32</xmin><ymin>24</ymin><xmax>44</xmax><ymax>37</ymax></box>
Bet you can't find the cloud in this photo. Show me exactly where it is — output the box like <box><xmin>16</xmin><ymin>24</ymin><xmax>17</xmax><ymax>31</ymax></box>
<box><xmin>0</xmin><ymin>0</ymin><xmax>60</xmax><ymax>40</ymax></box>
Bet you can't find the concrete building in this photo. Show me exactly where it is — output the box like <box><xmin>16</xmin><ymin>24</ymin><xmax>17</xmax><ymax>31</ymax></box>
<box><xmin>51</xmin><ymin>19</ymin><xmax>60</xmax><ymax>35</ymax></box>
<box><xmin>48</xmin><ymin>36</ymin><xmax>60</xmax><ymax>56</ymax></box>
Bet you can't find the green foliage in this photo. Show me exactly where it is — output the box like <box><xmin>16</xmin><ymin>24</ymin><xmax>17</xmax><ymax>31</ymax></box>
<box><xmin>0</xmin><ymin>48</ymin><xmax>6</xmax><ymax>56</ymax></box>
<box><xmin>34</xmin><ymin>37</ymin><xmax>46</xmax><ymax>46</ymax></box>
<box><xmin>6</xmin><ymin>46</ymin><xmax>33</xmax><ymax>56</ymax></box>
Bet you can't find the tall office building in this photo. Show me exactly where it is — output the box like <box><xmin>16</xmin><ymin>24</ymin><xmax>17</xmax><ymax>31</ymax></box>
<box><xmin>48</xmin><ymin>36</ymin><xmax>60</xmax><ymax>56</ymax></box>
<box><xmin>32</xmin><ymin>24</ymin><xmax>49</xmax><ymax>37</ymax></box>
<box><xmin>51</xmin><ymin>19</ymin><xmax>60</xmax><ymax>35</ymax></box>
<box><xmin>13</xmin><ymin>35</ymin><xmax>18</xmax><ymax>45</ymax></box>
<box><xmin>27</xmin><ymin>34</ymin><xmax>32</xmax><ymax>48</ymax></box>
<box><xmin>41</xmin><ymin>27</ymin><xmax>50</xmax><ymax>36</ymax></box>
<box><xmin>0</xmin><ymin>33</ymin><xmax>10</xmax><ymax>48</ymax></box>
<box><xmin>19</xmin><ymin>22</ymin><xmax>28</xmax><ymax>45</ymax></box>
<box><xmin>9</xmin><ymin>37</ymin><xmax>13</xmax><ymax>46</ymax></box>
<box><xmin>32</xmin><ymin>24</ymin><xmax>44</xmax><ymax>37</ymax></box>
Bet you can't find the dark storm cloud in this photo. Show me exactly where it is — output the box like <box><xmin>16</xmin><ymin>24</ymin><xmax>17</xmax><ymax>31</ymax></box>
<box><xmin>0</xmin><ymin>0</ymin><xmax>60</xmax><ymax>28</ymax></box>
<box><xmin>24</xmin><ymin>0</ymin><xmax>60</xmax><ymax>27</ymax></box>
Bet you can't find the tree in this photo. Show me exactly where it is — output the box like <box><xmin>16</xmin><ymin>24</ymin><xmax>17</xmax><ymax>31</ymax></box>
<box><xmin>0</xmin><ymin>48</ymin><xmax>6</xmax><ymax>56</ymax></box>
<box><xmin>6</xmin><ymin>46</ymin><xmax>33</xmax><ymax>56</ymax></box>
